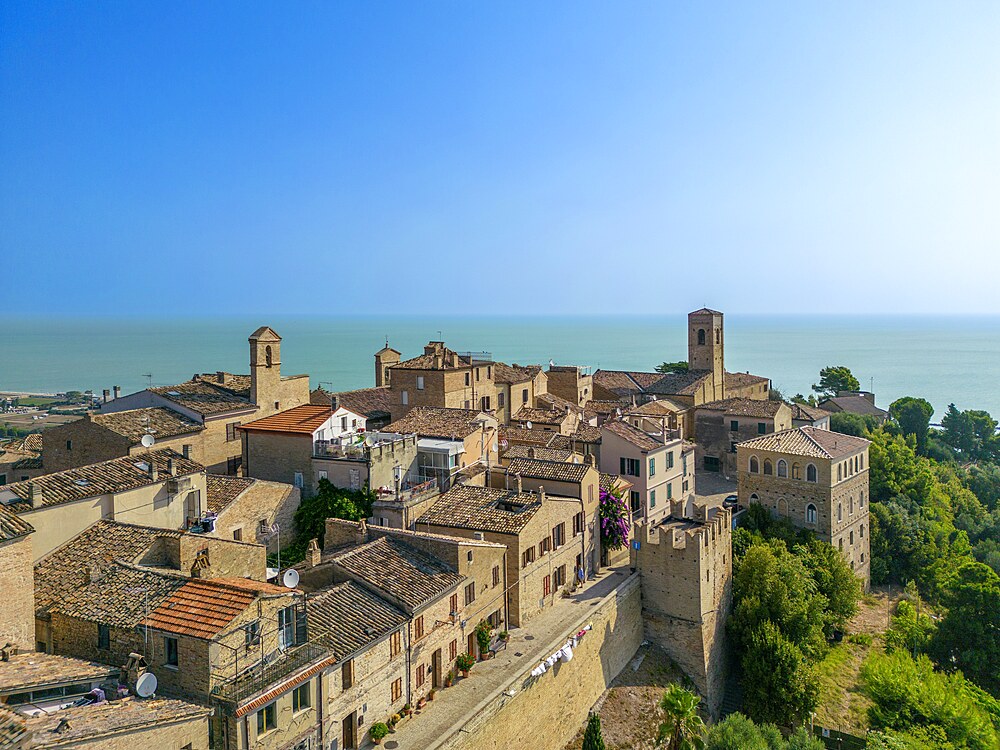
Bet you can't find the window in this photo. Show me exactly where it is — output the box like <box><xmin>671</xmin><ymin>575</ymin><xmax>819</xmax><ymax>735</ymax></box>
<box><xmin>66</xmin><ymin>440</ymin><xmax>73</xmax><ymax>450</ymax></box>
<box><xmin>552</xmin><ymin>523</ymin><xmax>565</xmax><ymax>548</ymax></box>
<box><xmin>340</xmin><ymin>416</ymin><xmax>348</xmax><ymax>431</ymax></box>
<box><xmin>777</xmin><ymin>460</ymin><xmax>788</xmax><ymax>478</ymax></box>
<box><xmin>807</xmin><ymin>464</ymin><xmax>817</xmax><ymax>482</ymax></box>
<box><xmin>97</xmin><ymin>624</ymin><xmax>109</xmax><ymax>650</ymax></box>
<box><xmin>697</xmin><ymin>329</ymin><xmax>706</xmax><ymax>345</ymax></box>
<box><xmin>342</xmin><ymin>660</ymin><xmax>354</xmax><ymax>689</ymax></box>
<box><xmin>666</xmin><ymin>482</ymin><xmax>673</xmax><ymax>500</ymax></box>
<box><xmin>522</xmin><ymin>388</ymin><xmax>529</xmax><ymax>403</ymax></box>
<box><xmin>573</xmin><ymin>512</ymin><xmax>584</xmax><ymax>536</ymax></box>
<box><xmin>481</xmin><ymin>396</ymin><xmax>491</xmax><ymax>411</ymax></box>
<box><xmin>391</xmin><ymin>678</ymin><xmax>402</xmax><ymax>703</ymax></box>
<box><xmin>763</xmin><ymin>459</ymin><xmax>773</xmax><ymax>475</ymax></box>
<box><xmin>278</xmin><ymin>606</ymin><xmax>299</xmax><ymax>649</ymax></box>
<box><xmin>245</xmin><ymin>621</ymin><xmax>260</xmax><ymax>651</ymax></box>
<box><xmin>492</xmin><ymin>565</ymin><xmax>501</xmax><ymax>587</ymax></box>
<box><xmin>849</xmin><ymin>530</ymin><xmax>855</xmax><ymax>544</ymax></box>
<box><xmin>861</xmin><ymin>552</ymin><xmax>865</xmax><ymax>563</ymax></box>
<box><xmin>293</xmin><ymin>472</ymin><xmax>304</xmax><ymax>489</ymax></box>
<box><xmin>165</xmin><ymin>637</ymin><xmax>178</xmax><ymax>667</ymax></box>
<box><xmin>449</xmin><ymin>639</ymin><xmax>457</xmax><ymax>661</ymax></box>
<box><xmin>538</xmin><ymin>537</ymin><xmax>551</xmax><ymax>556</ymax></box>
<box><xmin>476</xmin><ymin>368</ymin><xmax>481</xmax><ymax>382</ymax></box>
<box><xmin>730</xmin><ymin>420</ymin><xmax>739</xmax><ymax>432</ymax></box>
<box><xmin>227</xmin><ymin>455</ymin><xmax>242</xmax><ymax>475</ymax></box>
<box><xmin>487</xmin><ymin>366</ymin><xmax>492</xmax><ymax>379</ymax></box>
<box><xmin>226</xmin><ymin>422</ymin><xmax>240</xmax><ymax>442</ymax></box>
<box><xmin>757</xmin><ymin>422</ymin><xmax>766</xmax><ymax>434</ymax></box>
<box><xmin>450</xmin><ymin>593</ymin><xmax>458</xmax><ymax>615</ymax></box>
<box><xmin>416</xmin><ymin>664</ymin><xmax>426</xmax><ymax>688</ymax></box>
<box><xmin>554</xmin><ymin>565</ymin><xmax>566</xmax><ymax>588</ymax></box>
<box><xmin>390</xmin><ymin>630</ymin><xmax>401</xmax><ymax>658</ymax></box>
<box><xmin>849</xmin><ymin>496</ymin><xmax>855</xmax><ymax>515</ymax></box>
<box><xmin>182</xmin><ymin>444</ymin><xmax>192</xmax><ymax>459</ymax></box>
<box><xmin>630</xmin><ymin>491</ymin><xmax>641</xmax><ymax>513</ymax></box>
<box><xmin>543</xmin><ymin>575</ymin><xmax>551</xmax><ymax>597</ymax></box>
<box><xmin>859</xmin><ymin>491</ymin><xmax>865</xmax><ymax>508</ymax></box>
<box><xmin>666</xmin><ymin>451</ymin><xmax>674</xmax><ymax>469</ymax></box>
<box><xmin>860</xmin><ymin>524</ymin><xmax>865</xmax><ymax>538</ymax></box>
<box><xmin>837</xmin><ymin>464</ymin><xmax>842</xmax><ymax>481</ymax></box>
<box><xmin>465</xmin><ymin>373</ymin><xmax>471</xmax><ymax>387</ymax></box>
<box><xmin>414</xmin><ymin>616</ymin><xmax>424</xmax><ymax>639</ymax></box>
<box><xmin>649</xmin><ymin>457</ymin><xmax>656</xmax><ymax>476</ymax></box>
<box><xmin>649</xmin><ymin>489</ymin><xmax>656</xmax><ymax>508</ymax></box>
<box><xmin>498</xmin><ymin>392</ymin><xmax>505</xmax><ymax>408</ymax></box>
<box><xmin>232</xmin><ymin>526</ymin><xmax>243</xmax><ymax>541</ymax></box>
<box><xmin>464</xmin><ymin>582</ymin><xmax>476</xmax><ymax>605</ymax></box>
<box><xmin>839</xmin><ymin>538</ymin><xmax>844</xmax><ymax>551</ymax></box>
<box><xmin>792</xmin><ymin>463</ymin><xmax>801</xmax><ymax>480</ymax></box>
<box><xmin>749</xmin><ymin>456</ymin><xmax>759</xmax><ymax>473</ymax></box>
<box><xmin>256</xmin><ymin>703</ymin><xmax>276</xmax><ymax>734</ymax></box>
<box><xmin>806</xmin><ymin>504</ymin><xmax>817</xmax><ymax>525</ymax></box>
<box><xmin>620</xmin><ymin>457</ymin><xmax>640</xmax><ymax>477</ymax></box>
<box><xmin>401</xmin><ymin>390</ymin><xmax>408</xmax><ymax>405</ymax></box>
<box><xmin>522</xmin><ymin>547</ymin><xmax>535</xmax><ymax>567</ymax></box>
<box><xmin>838</xmin><ymin>503</ymin><xmax>843</xmax><ymax>522</ymax></box>
<box><xmin>293</xmin><ymin>683</ymin><xmax>311</xmax><ymax>712</ymax></box>
<box><xmin>416</xmin><ymin>376</ymin><xmax>424</xmax><ymax>390</ymax></box>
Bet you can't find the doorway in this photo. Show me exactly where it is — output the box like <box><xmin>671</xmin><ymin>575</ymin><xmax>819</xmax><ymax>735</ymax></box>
<box><xmin>432</xmin><ymin>649</ymin><xmax>442</xmax><ymax>688</ymax></box>
<box><xmin>342</xmin><ymin>712</ymin><xmax>357</xmax><ymax>749</ymax></box>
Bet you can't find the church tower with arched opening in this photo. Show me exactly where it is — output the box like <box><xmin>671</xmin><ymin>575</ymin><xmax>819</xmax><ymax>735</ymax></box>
<box><xmin>688</xmin><ymin>308</ymin><xmax>725</xmax><ymax>401</ymax></box>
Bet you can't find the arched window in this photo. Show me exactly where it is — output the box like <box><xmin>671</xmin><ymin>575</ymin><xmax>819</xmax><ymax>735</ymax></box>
<box><xmin>849</xmin><ymin>496</ymin><xmax>855</xmax><ymax>515</ymax></box>
<box><xmin>860</xmin><ymin>454</ymin><xmax>865</xmax><ymax>470</ymax></box>
<box><xmin>791</xmin><ymin>462</ymin><xmax>801</xmax><ymax>480</ymax></box>
<box><xmin>839</xmin><ymin>538</ymin><xmax>844</xmax><ymax>551</ymax></box>
<box><xmin>838</xmin><ymin>503</ymin><xmax>843</xmax><ymax>522</ymax></box>
<box><xmin>837</xmin><ymin>464</ymin><xmax>842</xmax><ymax>481</ymax></box>
<box><xmin>777</xmin><ymin>460</ymin><xmax>788</xmax><ymax>478</ymax></box>
<box><xmin>859</xmin><ymin>491</ymin><xmax>865</xmax><ymax>508</ymax></box>
<box><xmin>763</xmin><ymin>459</ymin><xmax>773</xmax><ymax>476</ymax></box>
<box><xmin>697</xmin><ymin>329</ymin><xmax>706</xmax><ymax>345</ymax></box>
<box><xmin>806</xmin><ymin>464</ymin><xmax>817</xmax><ymax>482</ymax></box>
<box><xmin>750</xmin><ymin>493</ymin><xmax>760</xmax><ymax>504</ymax></box>
<box><xmin>806</xmin><ymin>504</ymin><xmax>817</xmax><ymax>524</ymax></box>
<box><xmin>265</xmin><ymin>345</ymin><xmax>273</xmax><ymax>368</ymax></box>
<box><xmin>860</xmin><ymin>524</ymin><xmax>865</xmax><ymax>538</ymax></box>
<box><xmin>850</xmin><ymin>530</ymin><xmax>855</xmax><ymax>544</ymax></box>
<box><xmin>715</xmin><ymin>328</ymin><xmax>721</xmax><ymax>344</ymax></box>
<box><xmin>749</xmin><ymin>456</ymin><xmax>759</xmax><ymax>473</ymax></box>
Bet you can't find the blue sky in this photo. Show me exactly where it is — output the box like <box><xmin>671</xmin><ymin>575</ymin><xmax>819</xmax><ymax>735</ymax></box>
<box><xmin>2</xmin><ymin>2</ymin><xmax>999</xmax><ymax>316</ymax></box>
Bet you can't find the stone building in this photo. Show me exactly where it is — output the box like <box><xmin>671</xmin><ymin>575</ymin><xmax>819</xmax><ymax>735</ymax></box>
<box><xmin>736</xmin><ymin>426</ymin><xmax>871</xmax><ymax>587</ymax></box>
<box><xmin>98</xmin><ymin>326</ymin><xmax>310</xmax><ymax>475</ymax></box>
<box><xmin>632</xmin><ymin>500</ymin><xmax>732</xmax><ymax>717</ymax></box>
<box><xmin>492</xmin><ymin>363</ymin><xmax>547</xmax><ymax>424</ymax></box>
<box><xmin>0</xmin><ymin>435</ymin><xmax>43</xmax><ymax>487</ymax></box>
<box><xmin>310</xmin><ymin>385</ymin><xmax>393</xmax><ymax>431</ymax></box>
<box><xmin>204</xmin><ymin>475</ymin><xmax>300</xmax><ymax>551</ymax></box>
<box><xmin>0</xmin><ymin>450</ymin><xmax>205</xmax><ymax>561</ymax></box>
<box><xmin>545</xmin><ymin>365</ymin><xmax>593</xmax><ymax>408</ymax></box>
<box><xmin>790</xmin><ymin>402</ymin><xmax>831</xmax><ymax>429</ymax></box>
<box><xmin>600</xmin><ymin>421</ymin><xmax>690</xmax><ymax>526</ymax></box>
<box><xmin>817</xmin><ymin>391</ymin><xmax>890</xmax><ymax>424</ymax></box>
<box><xmin>416</xmin><ymin>484</ymin><xmax>583</xmax><ymax>626</ymax></box>
<box><xmin>693</xmin><ymin>398</ymin><xmax>793</xmax><ymax>475</ymax></box>
<box><xmin>0</xmin><ymin>506</ymin><xmax>35</xmax><ymax>651</ymax></box>
<box><xmin>383</xmin><ymin>342</ymin><xmax>499</xmax><ymax>420</ymax></box>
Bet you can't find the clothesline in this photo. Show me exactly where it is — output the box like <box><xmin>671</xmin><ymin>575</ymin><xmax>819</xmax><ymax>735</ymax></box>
<box><xmin>528</xmin><ymin>623</ymin><xmax>592</xmax><ymax>678</ymax></box>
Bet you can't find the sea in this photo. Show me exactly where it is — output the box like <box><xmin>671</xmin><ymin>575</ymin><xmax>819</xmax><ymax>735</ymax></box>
<box><xmin>1</xmin><ymin>315</ymin><xmax>998</xmax><ymax>421</ymax></box>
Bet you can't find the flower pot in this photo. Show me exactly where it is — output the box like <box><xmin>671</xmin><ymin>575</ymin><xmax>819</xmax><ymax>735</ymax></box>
<box><xmin>461</xmin><ymin>669</ymin><xmax>469</xmax><ymax>678</ymax></box>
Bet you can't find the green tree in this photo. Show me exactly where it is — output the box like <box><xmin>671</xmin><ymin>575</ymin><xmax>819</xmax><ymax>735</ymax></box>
<box><xmin>889</xmin><ymin>397</ymin><xmax>935</xmax><ymax>453</ymax></box>
<box><xmin>941</xmin><ymin>405</ymin><xmax>999</xmax><ymax>462</ymax></box>
<box><xmin>656</xmin><ymin>684</ymin><xmax>706</xmax><ymax>749</ymax></box>
<box><xmin>742</xmin><ymin>621</ymin><xmax>819</xmax><ymax>726</ymax></box>
<box><xmin>582</xmin><ymin>712</ymin><xmax>606</xmax><ymax>750</ymax></box>
<box><xmin>829</xmin><ymin>412</ymin><xmax>879</xmax><ymax>437</ymax></box>
<box><xmin>280</xmin><ymin>478</ymin><xmax>376</xmax><ymax>564</ymax></box>
<box><xmin>812</xmin><ymin>366</ymin><xmax>861</xmax><ymax>398</ymax></box>
<box><xmin>785</xmin><ymin>727</ymin><xmax>825</xmax><ymax>750</ymax></box>
<box><xmin>704</xmin><ymin>714</ymin><xmax>783</xmax><ymax>750</ymax></box>
<box><xmin>656</xmin><ymin>361</ymin><xmax>690</xmax><ymax>375</ymax></box>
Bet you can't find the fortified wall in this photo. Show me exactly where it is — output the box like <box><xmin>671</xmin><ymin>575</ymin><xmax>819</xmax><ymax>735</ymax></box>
<box><xmin>632</xmin><ymin>499</ymin><xmax>731</xmax><ymax>716</ymax></box>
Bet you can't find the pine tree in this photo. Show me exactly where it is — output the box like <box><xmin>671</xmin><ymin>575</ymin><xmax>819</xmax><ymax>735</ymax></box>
<box><xmin>582</xmin><ymin>712</ymin><xmax>606</xmax><ymax>750</ymax></box>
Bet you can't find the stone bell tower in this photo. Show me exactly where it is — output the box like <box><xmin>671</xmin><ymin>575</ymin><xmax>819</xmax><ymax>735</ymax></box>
<box><xmin>249</xmin><ymin>326</ymin><xmax>282</xmax><ymax>408</ymax></box>
<box><xmin>374</xmin><ymin>343</ymin><xmax>401</xmax><ymax>387</ymax></box>
<box><xmin>688</xmin><ymin>309</ymin><xmax>725</xmax><ymax>401</ymax></box>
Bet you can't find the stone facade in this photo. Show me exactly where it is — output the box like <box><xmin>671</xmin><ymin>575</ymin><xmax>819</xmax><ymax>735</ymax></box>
<box><xmin>545</xmin><ymin>366</ymin><xmax>593</xmax><ymax>407</ymax></box>
<box><xmin>694</xmin><ymin>401</ymin><xmax>793</xmax><ymax>476</ymax></box>
<box><xmin>688</xmin><ymin>309</ymin><xmax>726</xmax><ymax>402</ymax></box>
<box><xmin>388</xmin><ymin>344</ymin><xmax>499</xmax><ymax>420</ymax></box>
<box><xmin>632</xmin><ymin>502</ymin><xmax>732</xmax><ymax>717</ymax></box>
<box><xmin>0</xmin><ymin>534</ymin><xmax>35</xmax><ymax>651</ymax></box>
<box><xmin>212</xmin><ymin>478</ymin><xmax>300</xmax><ymax>552</ymax></box>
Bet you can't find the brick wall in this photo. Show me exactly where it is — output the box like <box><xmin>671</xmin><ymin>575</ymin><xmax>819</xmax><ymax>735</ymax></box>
<box><xmin>212</xmin><ymin>479</ymin><xmax>301</xmax><ymax>554</ymax></box>
<box><xmin>243</xmin><ymin>430</ymin><xmax>314</xmax><ymax>494</ymax></box>
<box><xmin>65</xmin><ymin>711</ymin><xmax>210</xmax><ymax>750</ymax></box>
<box><xmin>0</xmin><ymin>535</ymin><xmax>35</xmax><ymax>650</ymax></box>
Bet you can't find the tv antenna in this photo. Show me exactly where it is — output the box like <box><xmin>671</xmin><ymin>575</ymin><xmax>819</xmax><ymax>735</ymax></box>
<box><xmin>142</xmin><ymin>373</ymin><xmax>153</xmax><ymax>388</ymax></box>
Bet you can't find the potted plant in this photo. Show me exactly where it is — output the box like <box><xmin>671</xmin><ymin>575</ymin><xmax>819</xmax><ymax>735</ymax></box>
<box><xmin>475</xmin><ymin>620</ymin><xmax>492</xmax><ymax>660</ymax></box>
<box><xmin>369</xmin><ymin>723</ymin><xmax>389</xmax><ymax>746</ymax></box>
<box><xmin>428</xmin><ymin>687</ymin><xmax>437</xmax><ymax>701</ymax></box>
<box><xmin>456</xmin><ymin>652</ymin><xmax>475</xmax><ymax>677</ymax></box>
<box><xmin>498</xmin><ymin>630</ymin><xmax>509</xmax><ymax>642</ymax></box>
<box><xmin>402</xmin><ymin>703</ymin><xmax>413</xmax><ymax>717</ymax></box>
<box><xmin>417</xmin><ymin>696</ymin><xmax>426</xmax><ymax>709</ymax></box>
<box><xmin>444</xmin><ymin>670</ymin><xmax>454</xmax><ymax>687</ymax></box>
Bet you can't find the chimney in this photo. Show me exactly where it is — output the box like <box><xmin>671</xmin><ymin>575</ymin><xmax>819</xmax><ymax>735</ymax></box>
<box><xmin>586</xmin><ymin>453</ymin><xmax>596</xmax><ymax>467</ymax></box>
<box><xmin>149</xmin><ymin>462</ymin><xmax>158</xmax><ymax>483</ymax></box>
<box><xmin>216</xmin><ymin>371</ymin><xmax>226</xmax><ymax>384</ymax></box>
<box><xmin>29</xmin><ymin>483</ymin><xmax>42</xmax><ymax>508</ymax></box>
<box><xmin>434</xmin><ymin>353</ymin><xmax>444</xmax><ymax>370</ymax></box>
<box><xmin>103</xmin><ymin>389</ymin><xmax>110</xmax><ymax>403</ymax></box>
<box><xmin>358</xmin><ymin>518</ymin><xmax>368</xmax><ymax>544</ymax></box>
<box><xmin>527</xmin><ymin>447</ymin><xmax>535</xmax><ymax>459</ymax></box>
<box><xmin>113</xmin><ymin>385</ymin><xmax>121</xmax><ymax>399</ymax></box>
<box><xmin>307</xmin><ymin>538</ymin><xmax>322</xmax><ymax>567</ymax></box>
<box><xmin>515</xmin><ymin>474</ymin><xmax>523</xmax><ymax>494</ymax></box>
<box><xmin>168</xmin><ymin>458</ymin><xmax>177</xmax><ymax>476</ymax></box>
<box><xmin>538</xmin><ymin>485</ymin><xmax>546</xmax><ymax>503</ymax></box>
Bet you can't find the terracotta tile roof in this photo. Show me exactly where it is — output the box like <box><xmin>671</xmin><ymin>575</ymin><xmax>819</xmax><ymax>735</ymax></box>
<box><xmin>593</xmin><ymin>370</ymin><xmax>664</xmax><ymax>397</ymax></box>
<box><xmin>584</xmin><ymin>400</ymin><xmax>624</xmax><ymax>418</ymax></box>
<box><xmin>90</xmin><ymin>407</ymin><xmax>204</xmax><ymax>443</ymax></box>
<box><xmin>0</xmin><ymin>449</ymin><xmax>203</xmax><ymax>513</ymax></box>
<box><xmin>0</xmin><ymin>707</ymin><xmax>25</xmax><ymax>750</ymax></box>
<box><xmin>628</xmin><ymin>399</ymin><xmax>687</xmax><ymax>415</ymax></box>
<box><xmin>150</xmin><ymin>379</ymin><xmax>254</xmax><ymax>416</ymax></box>
<box><xmin>645</xmin><ymin>370</ymin><xmax>713</xmax><ymax>397</ymax></box>
<box><xmin>535</xmin><ymin>392</ymin><xmax>580</xmax><ymax>413</ymax></box>
<box><xmin>384</xmin><ymin>407</ymin><xmax>488</xmax><ymax>440</ymax></box>
<box><xmin>51</xmin><ymin>562</ymin><xmax>188</xmax><ymax>629</ymax></box>
<box><xmin>12</xmin><ymin>455</ymin><xmax>43</xmax><ymax>470</ymax></box>
<box><xmin>238</xmin><ymin>404</ymin><xmax>332</xmax><ymax>434</ymax></box>
<box><xmin>0</xmin><ymin>505</ymin><xmax>33</xmax><ymax>541</ymax></box>
<box><xmin>737</xmin><ymin>426</ymin><xmax>870</xmax><ymax>459</ymax></box>
<box><xmin>512</xmin><ymin>406</ymin><xmax>569</xmax><ymax>425</ymax></box>
<box><xmin>501</xmin><ymin>445</ymin><xmax>574</xmax><ymax>462</ymax></box>
<box><xmin>697</xmin><ymin>398</ymin><xmax>785</xmax><ymax>418</ymax></box>
<box><xmin>142</xmin><ymin>578</ymin><xmax>278</xmax><ymax>639</ymax></box>
<box><xmin>505</xmin><ymin>457</ymin><xmax>592</xmax><ymax>484</ymax></box>
<box><xmin>23</xmin><ymin>697</ymin><xmax>210</xmax><ymax>747</ymax></box>
<box><xmin>818</xmin><ymin>395</ymin><xmax>889</xmax><ymax>418</ymax></box>
<box><xmin>193</xmin><ymin>372</ymin><xmax>253</xmax><ymax>398</ymax></box>
<box><xmin>308</xmin><ymin>581</ymin><xmax>408</xmax><ymax>662</ymax></box>
<box><xmin>2</xmin><ymin>434</ymin><xmax>42</xmax><ymax>453</ymax></box>
<box><xmin>498</xmin><ymin>426</ymin><xmax>551</xmax><ymax>447</ymax></box>
<box><xmin>601</xmin><ymin>420</ymin><xmax>669</xmax><ymax>452</ymax></box>
<box><xmin>206</xmin><ymin>474</ymin><xmax>256</xmax><ymax>513</ymax></box>
<box><xmin>333</xmin><ymin>536</ymin><xmax>463</xmax><ymax>613</ymax></box>
<box><xmin>33</xmin><ymin>520</ymin><xmax>181</xmax><ymax>618</ymax></box>
<box><xmin>493</xmin><ymin>362</ymin><xmax>541</xmax><ymax>385</ymax></box>
<box><xmin>790</xmin><ymin>402</ymin><xmax>829</xmax><ymax>422</ymax></box>
<box><xmin>725</xmin><ymin>371</ymin><xmax>770</xmax><ymax>389</ymax></box>
<box><xmin>393</xmin><ymin>345</ymin><xmax>482</xmax><ymax>371</ymax></box>
<box><xmin>420</xmin><ymin>485</ymin><xmax>542</xmax><ymax>536</ymax></box>
<box><xmin>312</xmin><ymin>386</ymin><xmax>392</xmax><ymax>419</ymax></box>
<box><xmin>572</xmin><ymin>424</ymin><xmax>603</xmax><ymax>442</ymax></box>
<box><xmin>0</xmin><ymin>652</ymin><xmax>117</xmax><ymax>695</ymax></box>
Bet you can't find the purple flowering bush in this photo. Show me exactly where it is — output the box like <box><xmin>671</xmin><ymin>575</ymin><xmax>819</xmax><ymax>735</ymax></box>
<box><xmin>599</xmin><ymin>486</ymin><xmax>630</xmax><ymax>551</ymax></box>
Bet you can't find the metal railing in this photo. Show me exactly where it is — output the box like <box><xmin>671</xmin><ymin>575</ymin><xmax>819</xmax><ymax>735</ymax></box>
<box><xmin>211</xmin><ymin>642</ymin><xmax>329</xmax><ymax>707</ymax></box>
<box><xmin>373</xmin><ymin>477</ymin><xmax>439</xmax><ymax>504</ymax></box>
<box><xmin>313</xmin><ymin>440</ymin><xmax>367</xmax><ymax>460</ymax></box>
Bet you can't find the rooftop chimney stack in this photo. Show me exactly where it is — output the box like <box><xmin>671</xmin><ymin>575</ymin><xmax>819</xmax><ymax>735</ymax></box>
<box><xmin>307</xmin><ymin>538</ymin><xmax>322</xmax><ymax>567</ymax></box>
<box><xmin>149</xmin><ymin>463</ymin><xmax>158</xmax><ymax>483</ymax></box>
<box><xmin>29</xmin><ymin>483</ymin><xmax>42</xmax><ymax>508</ymax></box>
<box><xmin>102</xmin><ymin>389</ymin><xmax>110</xmax><ymax>404</ymax></box>
<box><xmin>515</xmin><ymin>474</ymin><xmax>523</xmax><ymax>494</ymax></box>
<box><xmin>113</xmin><ymin>385</ymin><xmax>121</xmax><ymax>399</ymax></box>
<box><xmin>168</xmin><ymin>458</ymin><xmax>177</xmax><ymax>476</ymax></box>
<box><xmin>527</xmin><ymin>447</ymin><xmax>535</xmax><ymax>459</ymax></box>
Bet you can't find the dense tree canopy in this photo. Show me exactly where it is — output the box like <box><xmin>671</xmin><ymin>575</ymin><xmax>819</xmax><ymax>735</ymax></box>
<box><xmin>889</xmin><ymin>397</ymin><xmax>935</xmax><ymax>453</ymax></box>
<box><xmin>812</xmin><ymin>366</ymin><xmax>861</xmax><ymax>398</ymax></box>
<box><xmin>656</xmin><ymin>361</ymin><xmax>690</xmax><ymax>374</ymax></box>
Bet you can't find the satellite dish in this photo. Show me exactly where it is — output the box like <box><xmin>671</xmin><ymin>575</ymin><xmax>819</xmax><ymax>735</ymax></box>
<box><xmin>282</xmin><ymin>569</ymin><xmax>300</xmax><ymax>589</ymax></box>
<box><xmin>135</xmin><ymin>672</ymin><xmax>157</xmax><ymax>698</ymax></box>
<box><xmin>526</xmin><ymin>421</ymin><xmax>533</xmax><ymax>430</ymax></box>
<box><xmin>140</xmin><ymin>434</ymin><xmax>155</xmax><ymax>448</ymax></box>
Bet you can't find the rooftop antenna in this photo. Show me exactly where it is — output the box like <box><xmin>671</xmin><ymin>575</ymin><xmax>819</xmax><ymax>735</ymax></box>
<box><xmin>437</xmin><ymin>330</ymin><xmax>443</xmax><ymax>340</ymax></box>
<box><xmin>142</xmin><ymin>373</ymin><xmax>153</xmax><ymax>388</ymax></box>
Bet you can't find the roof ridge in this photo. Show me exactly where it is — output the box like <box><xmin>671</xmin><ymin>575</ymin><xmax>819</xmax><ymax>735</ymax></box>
<box><xmin>797</xmin><ymin>426</ymin><xmax>834</xmax><ymax>458</ymax></box>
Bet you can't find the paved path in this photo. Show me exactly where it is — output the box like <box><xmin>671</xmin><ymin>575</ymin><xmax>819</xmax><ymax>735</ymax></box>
<box><xmin>382</xmin><ymin>564</ymin><xmax>633</xmax><ymax>750</ymax></box>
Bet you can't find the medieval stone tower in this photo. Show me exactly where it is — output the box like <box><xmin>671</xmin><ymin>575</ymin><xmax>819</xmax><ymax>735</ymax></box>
<box><xmin>688</xmin><ymin>308</ymin><xmax>725</xmax><ymax>401</ymax></box>
<box><xmin>374</xmin><ymin>345</ymin><xmax>401</xmax><ymax>387</ymax></box>
<box><xmin>632</xmin><ymin>499</ymin><xmax>732</xmax><ymax>717</ymax></box>
<box><xmin>249</xmin><ymin>326</ymin><xmax>282</xmax><ymax>408</ymax></box>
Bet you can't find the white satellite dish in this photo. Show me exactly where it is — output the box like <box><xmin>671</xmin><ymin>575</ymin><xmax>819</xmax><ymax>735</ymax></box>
<box><xmin>140</xmin><ymin>434</ymin><xmax>155</xmax><ymax>448</ymax></box>
<box><xmin>526</xmin><ymin>421</ymin><xmax>533</xmax><ymax>430</ymax></box>
<box><xmin>135</xmin><ymin>671</ymin><xmax>158</xmax><ymax>698</ymax></box>
<box><xmin>282</xmin><ymin>569</ymin><xmax>300</xmax><ymax>588</ymax></box>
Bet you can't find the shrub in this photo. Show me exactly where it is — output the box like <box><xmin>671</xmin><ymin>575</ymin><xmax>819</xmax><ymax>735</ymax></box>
<box><xmin>475</xmin><ymin>619</ymin><xmax>492</xmax><ymax>656</ymax></box>
<box><xmin>582</xmin><ymin>712</ymin><xmax>606</xmax><ymax>750</ymax></box>
<box><xmin>368</xmin><ymin>722</ymin><xmax>389</xmax><ymax>742</ymax></box>
<box><xmin>455</xmin><ymin>653</ymin><xmax>475</xmax><ymax>672</ymax></box>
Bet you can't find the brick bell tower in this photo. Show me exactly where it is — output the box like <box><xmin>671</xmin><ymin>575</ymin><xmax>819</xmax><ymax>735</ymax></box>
<box><xmin>687</xmin><ymin>308</ymin><xmax>725</xmax><ymax>401</ymax></box>
<box><xmin>249</xmin><ymin>326</ymin><xmax>282</xmax><ymax>408</ymax></box>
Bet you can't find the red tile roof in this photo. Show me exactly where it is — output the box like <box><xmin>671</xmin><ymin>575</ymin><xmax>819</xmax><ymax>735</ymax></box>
<box><xmin>238</xmin><ymin>405</ymin><xmax>333</xmax><ymax>434</ymax></box>
<box><xmin>142</xmin><ymin>578</ymin><xmax>286</xmax><ymax>639</ymax></box>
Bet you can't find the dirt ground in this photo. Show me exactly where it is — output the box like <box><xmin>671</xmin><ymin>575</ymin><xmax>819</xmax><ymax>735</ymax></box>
<box><xmin>563</xmin><ymin>643</ymin><xmax>688</xmax><ymax>750</ymax></box>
